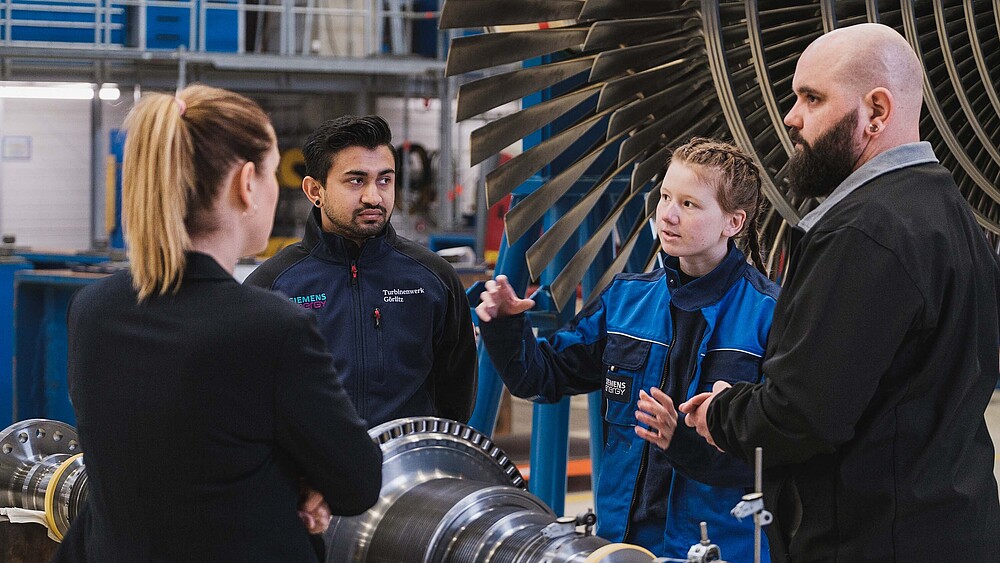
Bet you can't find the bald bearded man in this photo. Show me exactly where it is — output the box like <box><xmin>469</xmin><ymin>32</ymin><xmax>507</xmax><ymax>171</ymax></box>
<box><xmin>680</xmin><ymin>23</ymin><xmax>1000</xmax><ymax>562</ymax></box>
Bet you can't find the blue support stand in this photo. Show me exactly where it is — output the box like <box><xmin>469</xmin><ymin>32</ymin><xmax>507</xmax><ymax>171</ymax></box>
<box><xmin>524</xmin><ymin>198</ymin><xmax>580</xmax><ymax>516</ymax></box>
<box><xmin>467</xmin><ymin>214</ymin><xmax>536</xmax><ymax>434</ymax></box>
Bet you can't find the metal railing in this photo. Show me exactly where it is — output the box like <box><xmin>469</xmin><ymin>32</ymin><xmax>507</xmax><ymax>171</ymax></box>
<box><xmin>0</xmin><ymin>0</ymin><xmax>443</xmax><ymax>58</ymax></box>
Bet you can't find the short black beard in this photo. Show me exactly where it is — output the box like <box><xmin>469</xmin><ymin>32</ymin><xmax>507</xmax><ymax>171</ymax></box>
<box><xmin>323</xmin><ymin>204</ymin><xmax>390</xmax><ymax>242</ymax></box>
<box><xmin>786</xmin><ymin>111</ymin><xmax>860</xmax><ymax>199</ymax></box>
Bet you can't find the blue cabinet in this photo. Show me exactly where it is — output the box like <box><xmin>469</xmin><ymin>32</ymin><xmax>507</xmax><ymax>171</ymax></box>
<box><xmin>143</xmin><ymin>0</ymin><xmax>239</xmax><ymax>52</ymax></box>
<box><xmin>13</xmin><ymin>270</ymin><xmax>107</xmax><ymax>425</ymax></box>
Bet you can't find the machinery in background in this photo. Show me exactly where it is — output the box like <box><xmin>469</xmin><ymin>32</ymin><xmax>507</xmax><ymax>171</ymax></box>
<box><xmin>0</xmin><ymin>419</ymin><xmax>87</xmax><ymax>542</ymax></box>
<box><xmin>1</xmin><ymin>416</ymin><xmax>749</xmax><ymax>562</ymax></box>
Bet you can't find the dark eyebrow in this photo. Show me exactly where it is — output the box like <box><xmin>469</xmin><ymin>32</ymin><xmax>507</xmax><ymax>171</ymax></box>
<box><xmin>343</xmin><ymin>168</ymin><xmax>395</xmax><ymax>177</ymax></box>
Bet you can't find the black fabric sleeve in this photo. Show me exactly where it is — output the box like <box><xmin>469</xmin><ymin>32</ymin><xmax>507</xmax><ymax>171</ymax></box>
<box><xmin>273</xmin><ymin>310</ymin><xmax>383</xmax><ymax>515</ymax></box>
<box><xmin>663</xmin><ymin>414</ymin><xmax>754</xmax><ymax>487</ymax></box>
<box><xmin>430</xmin><ymin>269</ymin><xmax>479</xmax><ymax>423</ymax></box>
<box><xmin>707</xmin><ymin>227</ymin><xmax>924</xmax><ymax>467</ymax></box>
<box><xmin>478</xmin><ymin>303</ymin><xmax>607</xmax><ymax>403</ymax></box>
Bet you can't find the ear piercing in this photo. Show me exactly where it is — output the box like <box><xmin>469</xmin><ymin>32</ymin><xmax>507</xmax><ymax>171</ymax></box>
<box><xmin>314</xmin><ymin>200</ymin><xmax>322</xmax><ymax>207</ymax></box>
<box><xmin>869</xmin><ymin>123</ymin><xmax>879</xmax><ymax>132</ymax></box>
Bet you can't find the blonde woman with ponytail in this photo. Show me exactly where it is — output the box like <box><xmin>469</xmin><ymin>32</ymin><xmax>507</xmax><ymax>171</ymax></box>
<box><xmin>55</xmin><ymin>85</ymin><xmax>382</xmax><ymax>563</ymax></box>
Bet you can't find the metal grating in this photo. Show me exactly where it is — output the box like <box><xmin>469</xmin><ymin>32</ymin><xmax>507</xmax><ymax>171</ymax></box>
<box><xmin>443</xmin><ymin>0</ymin><xmax>1000</xmax><ymax>300</ymax></box>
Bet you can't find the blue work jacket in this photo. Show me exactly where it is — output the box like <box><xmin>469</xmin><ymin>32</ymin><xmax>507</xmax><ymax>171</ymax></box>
<box><xmin>480</xmin><ymin>243</ymin><xmax>779</xmax><ymax>559</ymax></box>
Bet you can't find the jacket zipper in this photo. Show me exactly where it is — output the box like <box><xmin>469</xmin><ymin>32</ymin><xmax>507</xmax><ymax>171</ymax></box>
<box><xmin>373</xmin><ymin>307</ymin><xmax>384</xmax><ymax>384</ymax></box>
<box><xmin>350</xmin><ymin>260</ymin><xmax>366</xmax><ymax>419</ymax></box>
<box><xmin>621</xmin><ymin>328</ymin><xmax>677</xmax><ymax>544</ymax></box>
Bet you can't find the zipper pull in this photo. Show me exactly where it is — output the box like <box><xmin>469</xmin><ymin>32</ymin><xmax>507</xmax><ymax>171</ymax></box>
<box><xmin>373</xmin><ymin>307</ymin><xmax>381</xmax><ymax>328</ymax></box>
<box><xmin>351</xmin><ymin>262</ymin><xmax>358</xmax><ymax>285</ymax></box>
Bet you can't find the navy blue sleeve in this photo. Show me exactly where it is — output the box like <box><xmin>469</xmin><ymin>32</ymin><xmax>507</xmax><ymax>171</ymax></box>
<box><xmin>478</xmin><ymin>298</ymin><xmax>609</xmax><ymax>403</ymax></box>
<box><xmin>662</xmin><ymin>416</ymin><xmax>754</xmax><ymax>488</ymax></box>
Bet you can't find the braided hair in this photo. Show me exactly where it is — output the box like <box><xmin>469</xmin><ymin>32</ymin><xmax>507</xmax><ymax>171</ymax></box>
<box><xmin>670</xmin><ymin>137</ymin><xmax>768</xmax><ymax>274</ymax></box>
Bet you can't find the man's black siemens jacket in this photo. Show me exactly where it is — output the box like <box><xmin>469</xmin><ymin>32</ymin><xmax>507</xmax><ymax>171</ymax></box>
<box><xmin>708</xmin><ymin>151</ymin><xmax>1000</xmax><ymax>562</ymax></box>
<box><xmin>245</xmin><ymin>209</ymin><xmax>477</xmax><ymax>428</ymax></box>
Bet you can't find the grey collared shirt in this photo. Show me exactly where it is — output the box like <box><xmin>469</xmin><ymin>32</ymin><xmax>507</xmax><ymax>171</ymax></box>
<box><xmin>797</xmin><ymin>141</ymin><xmax>939</xmax><ymax>232</ymax></box>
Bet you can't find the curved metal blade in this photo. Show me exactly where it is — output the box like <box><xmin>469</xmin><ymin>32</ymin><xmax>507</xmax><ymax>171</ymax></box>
<box><xmin>503</xmin><ymin>141</ymin><xmax>607</xmax><ymax>245</ymax></box>
<box><xmin>470</xmin><ymin>84</ymin><xmax>601</xmax><ymax>166</ymax></box>
<box><xmin>584</xmin><ymin>14</ymin><xmax>699</xmax><ymax>51</ymax></box>
<box><xmin>457</xmin><ymin>57</ymin><xmax>595</xmax><ymax>122</ymax></box>
<box><xmin>609</xmin><ymin>70</ymin><xmax>710</xmax><ymax>141</ymax></box>
<box><xmin>485</xmin><ymin>102</ymin><xmax>627</xmax><ymax>208</ymax></box>
<box><xmin>597</xmin><ymin>55</ymin><xmax>701</xmax><ymax>112</ymax></box>
<box><xmin>584</xmin><ymin>205</ymin><xmax>657</xmax><ymax>307</ymax></box>
<box><xmin>549</xmin><ymin>188</ymin><xmax>645</xmax><ymax>311</ymax></box>
<box><xmin>579</xmin><ymin>0</ymin><xmax>685</xmax><ymax>22</ymax></box>
<box><xmin>440</xmin><ymin>0</ymin><xmax>583</xmax><ymax>29</ymax></box>
<box><xmin>523</xmin><ymin>153</ymin><xmax>641</xmax><ymax>280</ymax></box>
<box><xmin>590</xmin><ymin>35</ymin><xmax>702</xmax><ymax>82</ymax></box>
<box><xmin>446</xmin><ymin>28</ymin><xmax>589</xmax><ymax>76</ymax></box>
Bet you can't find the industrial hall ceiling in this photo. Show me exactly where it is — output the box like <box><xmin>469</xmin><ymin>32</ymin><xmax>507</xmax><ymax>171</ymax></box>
<box><xmin>441</xmin><ymin>0</ymin><xmax>1000</xmax><ymax>307</ymax></box>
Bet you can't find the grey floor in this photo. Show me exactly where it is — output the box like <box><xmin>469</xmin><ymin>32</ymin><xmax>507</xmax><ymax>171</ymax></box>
<box><xmin>510</xmin><ymin>390</ymin><xmax>1000</xmax><ymax>517</ymax></box>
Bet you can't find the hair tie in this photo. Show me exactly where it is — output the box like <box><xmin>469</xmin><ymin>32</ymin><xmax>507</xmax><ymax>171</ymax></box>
<box><xmin>174</xmin><ymin>97</ymin><xmax>187</xmax><ymax>116</ymax></box>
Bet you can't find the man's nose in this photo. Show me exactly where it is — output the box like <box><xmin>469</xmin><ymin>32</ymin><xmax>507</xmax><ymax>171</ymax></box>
<box><xmin>783</xmin><ymin>103</ymin><xmax>800</xmax><ymax>129</ymax></box>
<box><xmin>360</xmin><ymin>183</ymin><xmax>382</xmax><ymax>205</ymax></box>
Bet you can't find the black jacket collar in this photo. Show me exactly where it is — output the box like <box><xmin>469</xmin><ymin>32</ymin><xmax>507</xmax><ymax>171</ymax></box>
<box><xmin>301</xmin><ymin>207</ymin><xmax>396</xmax><ymax>264</ymax></box>
<box><xmin>184</xmin><ymin>251</ymin><xmax>236</xmax><ymax>281</ymax></box>
<box><xmin>663</xmin><ymin>241</ymin><xmax>750</xmax><ymax>312</ymax></box>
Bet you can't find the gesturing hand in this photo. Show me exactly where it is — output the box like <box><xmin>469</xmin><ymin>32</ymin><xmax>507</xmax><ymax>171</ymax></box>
<box><xmin>475</xmin><ymin>274</ymin><xmax>536</xmax><ymax>322</ymax></box>
<box><xmin>634</xmin><ymin>387</ymin><xmax>679</xmax><ymax>450</ymax></box>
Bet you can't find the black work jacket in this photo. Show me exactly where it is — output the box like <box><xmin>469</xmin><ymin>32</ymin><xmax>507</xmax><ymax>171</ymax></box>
<box><xmin>709</xmin><ymin>161</ymin><xmax>1000</xmax><ymax>562</ymax></box>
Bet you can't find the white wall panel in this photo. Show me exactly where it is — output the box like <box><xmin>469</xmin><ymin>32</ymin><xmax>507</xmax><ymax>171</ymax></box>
<box><xmin>0</xmin><ymin>98</ymin><xmax>92</xmax><ymax>250</ymax></box>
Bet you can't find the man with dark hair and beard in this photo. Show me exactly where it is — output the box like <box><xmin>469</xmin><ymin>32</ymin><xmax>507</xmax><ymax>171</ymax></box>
<box><xmin>246</xmin><ymin>115</ymin><xmax>477</xmax><ymax>429</ymax></box>
<box><xmin>680</xmin><ymin>23</ymin><xmax>1000</xmax><ymax>563</ymax></box>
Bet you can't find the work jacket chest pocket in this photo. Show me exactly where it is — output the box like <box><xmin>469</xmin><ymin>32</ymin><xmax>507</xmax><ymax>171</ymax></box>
<box><xmin>698</xmin><ymin>349</ymin><xmax>762</xmax><ymax>393</ymax></box>
<box><xmin>601</xmin><ymin>334</ymin><xmax>652</xmax><ymax>427</ymax></box>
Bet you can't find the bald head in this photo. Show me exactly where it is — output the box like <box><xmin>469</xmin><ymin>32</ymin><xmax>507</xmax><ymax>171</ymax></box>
<box><xmin>803</xmin><ymin>23</ymin><xmax>923</xmax><ymax>122</ymax></box>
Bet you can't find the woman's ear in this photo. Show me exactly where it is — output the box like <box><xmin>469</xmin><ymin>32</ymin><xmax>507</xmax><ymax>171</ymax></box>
<box><xmin>235</xmin><ymin>160</ymin><xmax>256</xmax><ymax>210</ymax></box>
<box><xmin>723</xmin><ymin>209</ymin><xmax>747</xmax><ymax>238</ymax></box>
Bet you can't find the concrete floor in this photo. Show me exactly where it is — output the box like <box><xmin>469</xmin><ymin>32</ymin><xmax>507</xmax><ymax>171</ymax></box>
<box><xmin>508</xmin><ymin>390</ymin><xmax>1000</xmax><ymax>517</ymax></box>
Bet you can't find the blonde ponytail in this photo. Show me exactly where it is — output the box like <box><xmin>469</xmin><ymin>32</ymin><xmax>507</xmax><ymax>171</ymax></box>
<box><xmin>123</xmin><ymin>93</ymin><xmax>194</xmax><ymax>300</ymax></box>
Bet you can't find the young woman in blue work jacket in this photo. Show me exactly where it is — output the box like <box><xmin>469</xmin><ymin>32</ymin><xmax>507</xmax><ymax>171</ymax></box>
<box><xmin>477</xmin><ymin>138</ymin><xmax>779</xmax><ymax>561</ymax></box>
